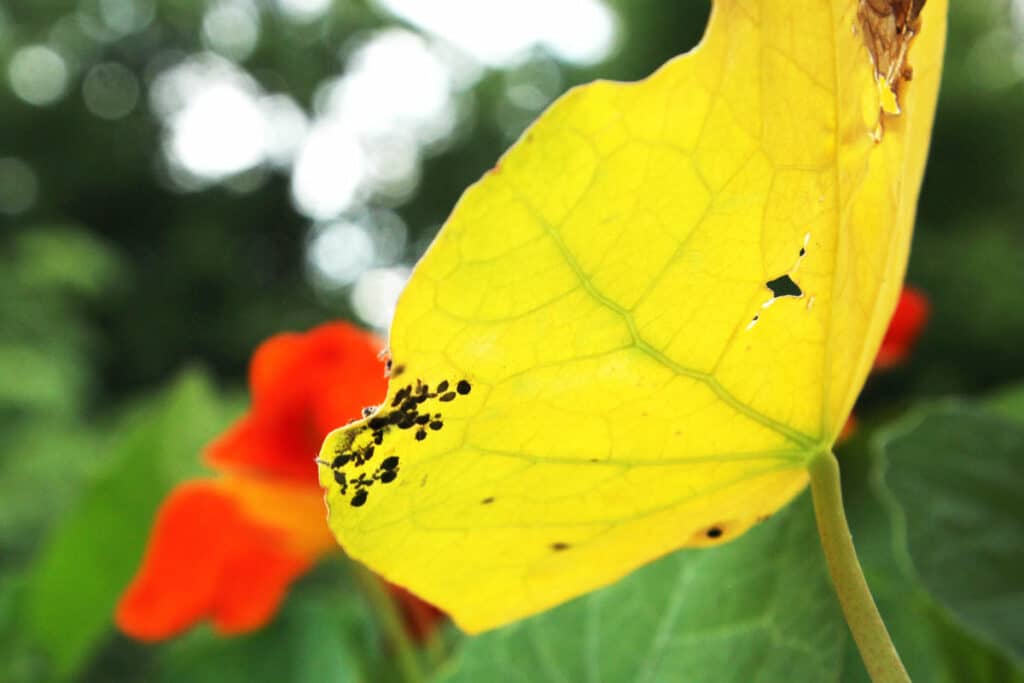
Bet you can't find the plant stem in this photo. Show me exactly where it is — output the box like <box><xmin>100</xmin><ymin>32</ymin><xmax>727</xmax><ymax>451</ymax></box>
<box><xmin>351</xmin><ymin>562</ymin><xmax>425</xmax><ymax>683</ymax></box>
<box><xmin>421</xmin><ymin>618</ymin><xmax>449</xmax><ymax>671</ymax></box>
<box><xmin>808</xmin><ymin>451</ymin><xmax>911</xmax><ymax>683</ymax></box>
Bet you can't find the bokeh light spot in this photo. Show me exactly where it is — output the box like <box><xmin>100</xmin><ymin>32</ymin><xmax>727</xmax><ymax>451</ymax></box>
<box><xmin>82</xmin><ymin>62</ymin><xmax>140</xmax><ymax>120</ymax></box>
<box><xmin>292</xmin><ymin>29</ymin><xmax>461</xmax><ymax>219</ymax></box>
<box><xmin>98</xmin><ymin>0</ymin><xmax>156</xmax><ymax>36</ymax></box>
<box><xmin>308</xmin><ymin>220</ymin><xmax>377</xmax><ymax>288</ymax></box>
<box><xmin>291</xmin><ymin>123</ymin><xmax>366</xmax><ymax>219</ymax></box>
<box><xmin>8</xmin><ymin>45</ymin><xmax>69</xmax><ymax>107</ymax></box>
<box><xmin>351</xmin><ymin>266</ymin><xmax>411</xmax><ymax>331</ymax></box>
<box><xmin>372</xmin><ymin>0</ymin><xmax>618</xmax><ymax>66</ymax></box>
<box><xmin>259</xmin><ymin>94</ymin><xmax>309</xmax><ymax>167</ymax></box>
<box><xmin>168</xmin><ymin>82</ymin><xmax>267</xmax><ymax>179</ymax></box>
<box><xmin>275</xmin><ymin>0</ymin><xmax>333</xmax><ymax>23</ymax></box>
<box><xmin>151</xmin><ymin>55</ymin><xmax>270</xmax><ymax>184</ymax></box>
<box><xmin>0</xmin><ymin>158</ymin><xmax>39</xmax><ymax>215</ymax></box>
<box><xmin>202</xmin><ymin>0</ymin><xmax>261</xmax><ymax>62</ymax></box>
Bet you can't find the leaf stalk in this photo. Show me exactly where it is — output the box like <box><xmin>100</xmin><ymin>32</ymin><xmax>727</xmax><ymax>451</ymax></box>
<box><xmin>808</xmin><ymin>451</ymin><xmax>911</xmax><ymax>683</ymax></box>
<box><xmin>351</xmin><ymin>561</ymin><xmax>426</xmax><ymax>683</ymax></box>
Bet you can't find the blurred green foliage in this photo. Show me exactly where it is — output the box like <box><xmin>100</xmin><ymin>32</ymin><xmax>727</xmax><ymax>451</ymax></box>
<box><xmin>1</xmin><ymin>0</ymin><xmax>1022</xmax><ymax>681</ymax></box>
<box><xmin>25</xmin><ymin>370</ymin><xmax>241</xmax><ymax>678</ymax></box>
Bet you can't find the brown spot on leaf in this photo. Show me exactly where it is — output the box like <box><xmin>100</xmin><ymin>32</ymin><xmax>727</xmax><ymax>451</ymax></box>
<box><xmin>858</xmin><ymin>0</ymin><xmax>926</xmax><ymax>114</ymax></box>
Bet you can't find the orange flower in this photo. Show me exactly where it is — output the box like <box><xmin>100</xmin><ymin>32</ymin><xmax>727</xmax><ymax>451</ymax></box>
<box><xmin>874</xmin><ymin>286</ymin><xmax>930</xmax><ymax>371</ymax></box>
<box><xmin>116</xmin><ymin>322</ymin><xmax>442</xmax><ymax>641</ymax></box>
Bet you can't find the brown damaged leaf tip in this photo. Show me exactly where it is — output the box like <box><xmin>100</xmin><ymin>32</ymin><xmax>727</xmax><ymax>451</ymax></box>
<box><xmin>858</xmin><ymin>0</ymin><xmax>926</xmax><ymax>114</ymax></box>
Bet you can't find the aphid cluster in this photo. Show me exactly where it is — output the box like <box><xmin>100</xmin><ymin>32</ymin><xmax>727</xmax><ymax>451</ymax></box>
<box><xmin>323</xmin><ymin>373</ymin><xmax>472</xmax><ymax>507</ymax></box>
<box><xmin>331</xmin><ymin>456</ymin><xmax>399</xmax><ymax>508</ymax></box>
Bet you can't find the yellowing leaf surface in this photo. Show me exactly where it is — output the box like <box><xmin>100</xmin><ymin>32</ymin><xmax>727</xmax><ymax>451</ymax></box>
<box><xmin>317</xmin><ymin>0</ymin><xmax>946</xmax><ymax>632</ymax></box>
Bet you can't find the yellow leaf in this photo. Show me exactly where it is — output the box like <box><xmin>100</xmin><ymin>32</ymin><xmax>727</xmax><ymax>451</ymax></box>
<box><xmin>318</xmin><ymin>0</ymin><xmax>946</xmax><ymax>632</ymax></box>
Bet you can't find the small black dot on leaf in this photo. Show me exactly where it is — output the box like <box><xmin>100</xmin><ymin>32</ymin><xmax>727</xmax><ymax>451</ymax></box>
<box><xmin>706</xmin><ymin>526</ymin><xmax>723</xmax><ymax>539</ymax></box>
<box><xmin>551</xmin><ymin>542</ymin><xmax>570</xmax><ymax>551</ymax></box>
<box><xmin>456</xmin><ymin>380</ymin><xmax>471</xmax><ymax>395</ymax></box>
<box><xmin>351</xmin><ymin>490</ymin><xmax>368</xmax><ymax>507</ymax></box>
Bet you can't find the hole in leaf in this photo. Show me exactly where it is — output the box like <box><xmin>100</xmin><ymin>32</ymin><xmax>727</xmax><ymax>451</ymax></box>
<box><xmin>766</xmin><ymin>274</ymin><xmax>803</xmax><ymax>299</ymax></box>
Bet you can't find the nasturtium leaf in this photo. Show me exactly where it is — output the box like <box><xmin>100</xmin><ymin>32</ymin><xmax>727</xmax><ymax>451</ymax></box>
<box><xmin>318</xmin><ymin>0</ymin><xmax>947</xmax><ymax>631</ymax></box>
<box><xmin>873</xmin><ymin>404</ymin><xmax>1024</xmax><ymax>664</ymax></box>
<box><xmin>835</xmin><ymin>427</ymin><xmax>1023</xmax><ymax>683</ymax></box>
<box><xmin>158</xmin><ymin>596</ymin><xmax>361</xmax><ymax>683</ymax></box>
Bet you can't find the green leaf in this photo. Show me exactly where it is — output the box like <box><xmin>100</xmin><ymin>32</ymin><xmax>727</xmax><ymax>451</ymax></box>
<box><xmin>834</xmin><ymin>426</ymin><xmax>1023</xmax><ymax>683</ymax></box>
<box><xmin>873</xmin><ymin>404</ymin><xmax>1024</xmax><ymax>666</ymax></box>
<box><xmin>434</xmin><ymin>492</ymin><xmax>845</xmax><ymax>683</ymax></box>
<box><xmin>0</xmin><ymin>421</ymin><xmax>104</xmax><ymax>561</ymax></box>
<box><xmin>158</xmin><ymin>596</ymin><xmax>362</xmax><ymax>683</ymax></box>
<box><xmin>22</xmin><ymin>369</ymin><xmax>239</xmax><ymax>678</ymax></box>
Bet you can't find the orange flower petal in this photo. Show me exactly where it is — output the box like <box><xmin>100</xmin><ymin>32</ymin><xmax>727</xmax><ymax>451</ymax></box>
<box><xmin>875</xmin><ymin>287</ymin><xmax>930</xmax><ymax>370</ymax></box>
<box><xmin>206</xmin><ymin>323</ymin><xmax>387</xmax><ymax>483</ymax></box>
<box><xmin>116</xmin><ymin>481</ymin><xmax>315</xmax><ymax>641</ymax></box>
<box><xmin>210</xmin><ymin>540</ymin><xmax>309</xmax><ymax>635</ymax></box>
<box><xmin>217</xmin><ymin>475</ymin><xmax>337</xmax><ymax>558</ymax></box>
